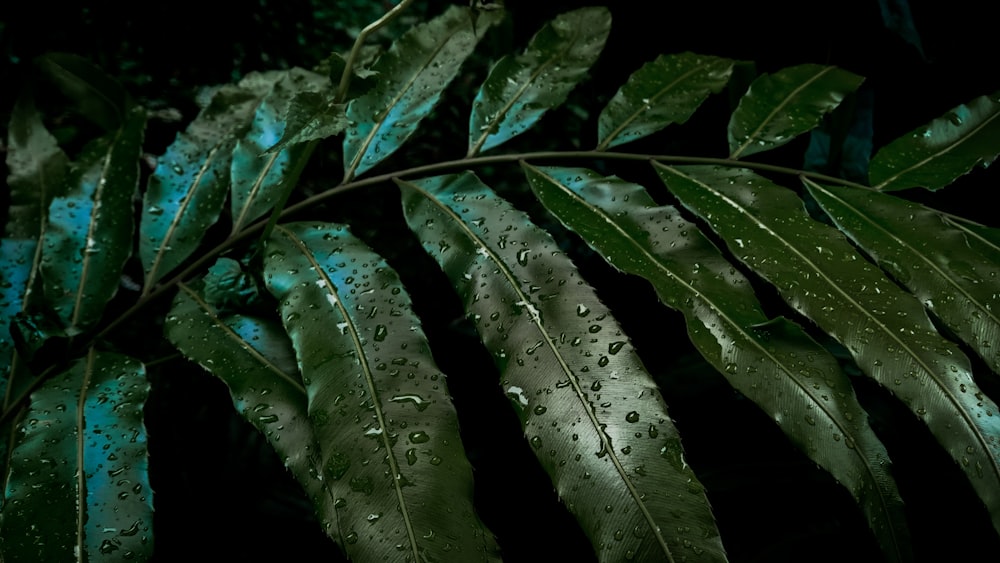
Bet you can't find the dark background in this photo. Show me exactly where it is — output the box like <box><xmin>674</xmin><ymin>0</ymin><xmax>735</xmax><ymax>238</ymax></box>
<box><xmin>1</xmin><ymin>1</ymin><xmax>998</xmax><ymax>561</ymax></box>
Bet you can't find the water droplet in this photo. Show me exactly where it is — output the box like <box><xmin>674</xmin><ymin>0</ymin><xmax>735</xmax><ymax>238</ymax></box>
<box><xmin>533</xmin><ymin>405</ymin><xmax>547</xmax><ymax>416</ymax></box>
<box><xmin>530</xmin><ymin>436</ymin><xmax>543</xmax><ymax>449</ymax></box>
<box><xmin>373</xmin><ymin>324</ymin><xmax>387</xmax><ymax>341</ymax></box>
<box><xmin>409</xmin><ymin>431</ymin><xmax>430</xmax><ymax>444</ymax></box>
<box><xmin>608</xmin><ymin>341</ymin><xmax>625</xmax><ymax>355</ymax></box>
<box><xmin>625</xmin><ymin>411</ymin><xmax>640</xmax><ymax>423</ymax></box>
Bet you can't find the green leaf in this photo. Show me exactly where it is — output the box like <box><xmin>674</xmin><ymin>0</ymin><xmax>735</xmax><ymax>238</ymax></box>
<box><xmin>806</xmin><ymin>179</ymin><xmax>1000</xmax><ymax>377</ymax></box>
<box><xmin>343</xmin><ymin>5</ymin><xmax>485</xmax><ymax>180</ymax></box>
<box><xmin>231</xmin><ymin>68</ymin><xmax>329</xmax><ymax>233</ymax></box>
<box><xmin>201</xmin><ymin>257</ymin><xmax>263</xmax><ymax>314</ymax></box>
<box><xmin>4</xmin><ymin>95</ymin><xmax>70</xmax><ymax>239</ymax></box>
<box><xmin>263</xmin><ymin>91</ymin><xmax>348</xmax><ymax>154</ymax></box>
<box><xmin>468</xmin><ymin>7</ymin><xmax>610</xmax><ymax>156</ymax></box>
<box><xmin>398</xmin><ymin>172</ymin><xmax>726</xmax><ymax>563</ymax></box>
<box><xmin>263</xmin><ymin>222</ymin><xmax>500</xmax><ymax>563</ymax></box>
<box><xmin>34</xmin><ymin>53</ymin><xmax>129</xmax><ymax>132</ymax></box>
<box><xmin>0</xmin><ymin>239</ymin><xmax>36</xmax><ymax>389</ymax></box>
<box><xmin>0</xmin><ymin>349</ymin><xmax>151</xmax><ymax>561</ymax></box>
<box><xmin>869</xmin><ymin>93</ymin><xmax>1000</xmax><ymax>191</ymax></box>
<box><xmin>943</xmin><ymin>215</ymin><xmax>1000</xmax><ymax>259</ymax></box>
<box><xmin>164</xmin><ymin>280</ymin><xmax>339</xmax><ymax>542</ymax></box>
<box><xmin>597</xmin><ymin>53</ymin><xmax>734</xmax><ymax>150</ymax></box>
<box><xmin>41</xmin><ymin>106</ymin><xmax>146</xmax><ymax>334</ymax></box>
<box><xmin>140</xmin><ymin>85</ymin><xmax>264</xmax><ymax>288</ymax></box>
<box><xmin>522</xmin><ymin>164</ymin><xmax>910</xmax><ymax>562</ymax></box>
<box><xmin>656</xmin><ymin>163</ymin><xmax>1000</xmax><ymax>533</ymax></box>
<box><xmin>728</xmin><ymin>64</ymin><xmax>864</xmax><ymax>159</ymax></box>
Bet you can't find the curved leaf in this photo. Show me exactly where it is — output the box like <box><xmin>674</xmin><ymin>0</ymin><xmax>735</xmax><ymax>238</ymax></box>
<box><xmin>943</xmin><ymin>215</ymin><xmax>1000</xmax><ymax>259</ymax></box>
<box><xmin>0</xmin><ymin>240</ymin><xmax>36</xmax><ymax>390</ymax></box>
<box><xmin>656</xmin><ymin>163</ymin><xmax>1000</xmax><ymax>533</ymax></box>
<box><xmin>34</xmin><ymin>53</ymin><xmax>128</xmax><ymax>132</ymax></box>
<box><xmin>806</xmin><ymin>179</ymin><xmax>1000</xmax><ymax>377</ymax></box>
<box><xmin>165</xmin><ymin>280</ymin><xmax>340</xmax><ymax>542</ymax></box>
<box><xmin>869</xmin><ymin>93</ymin><xmax>1000</xmax><ymax>191</ymax></box>
<box><xmin>523</xmin><ymin>164</ymin><xmax>910</xmax><ymax>562</ymax></box>
<box><xmin>141</xmin><ymin>85</ymin><xmax>265</xmax><ymax>288</ymax></box>
<box><xmin>263</xmin><ymin>222</ymin><xmax>500</xmax><ymax>563</ymax></box>
<box><xmin>4</xmin><ymin>95</ymin><xmax>70</xmax><ymax>239</ymax></box>
<box><xmin>728</xmin><ymin>64</ymin><xmax>863</xmax><ymax>159</ymax></box>
<box><xmin>263</xmin><ymin>91</ymin><xmax>348</xmax><ymax>154</ymax></box>
<box><xmin>0</xmin><ymin>349</ymin><xmax>151</xmax><ymax>561</ymax></box>
<box><xmin>597</xmin><ymin>53</ymin><xmax>734</xmax><ymax>150</ymax></box>
<box><xmin>41</xmin><ymin>106</ymin><xmax>146</xmax><ymax>333</ymax></box>
<box><xmin>468</xmin><ymin>7</ymin><xmax>610</xmax><ymax>156</ymax></box>
<box><xmin>343</xmin><ymin>5</ymin><xmax>485</xmax><ymax>180</ymax></box>
<box><xmin>231</xmin><ymin>68</ymin><xmax>329</xmax><ymax>233</ymax></box>
<box><xmin>398</xmin><ymin>172</ymin><xmax>726</xmax><ymax>563</ymax></box>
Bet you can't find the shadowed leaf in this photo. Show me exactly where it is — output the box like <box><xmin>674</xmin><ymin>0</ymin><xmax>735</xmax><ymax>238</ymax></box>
<box><xmin>0</xmin><ymin>349</ymin><xmax>151</xmax><ymax>562</ymax></box>
<box><xmin>468</xmin><ymin>7</ymin><xmax>610</xmax><ymax>156</ymax></box>
<box><xmin>657</xmin><ymin>163</ymin><xmax>1000</xmax><ymax>534</ymax></box>
<box><xmin>41</xmin><ymin>107</ymin><xmax>145</xmax><ymax>334</ymax></box>
<box><xmin>399</xmin><ymin>172</ymin><xmax>726</xmax><ymax>563</ymax></box>
<box><xmin>34</xmin><ymin>53</ymin><xmax>128</xmax><ymax>132</ymax></box>
<box><xmin>263</xmin><ymin>91</ymin><xmax>348</xmax><ymax>154</ymax></box>
<box><xmin>523</xmin><ymin>164</ymin><xmax>910</xmax><ymax>562</ymax></box>
<box><xmin>728</xmin><ymin>64</ymin><xmax>863</xmax><ymax>159</ymax></box>
<box><xmin>263</xmin><ymin>222</ymin><xmax>501</xmax><ymax>563</ymax></box>
<box><xmin>869</xmin><ymin>93</ymin><xmax>1000</xmax><ymax>191</ymax></box>
<box><xmin>597</xmin><ymin>53</ymin><xmax>733</xmax><ymax>150</ymax></box>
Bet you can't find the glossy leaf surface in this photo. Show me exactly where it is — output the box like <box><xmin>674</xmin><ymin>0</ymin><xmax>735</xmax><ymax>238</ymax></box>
<box><xmin>656</xmin><ymin>164</ymin><xmax>1000</xmax><ymax>532</ymax></box>
<box><xmin>597</xmin><ymin>53</ymin><xmax>733</xmax><ymax>150</ymax></box>
<box><xmin>264</xmin><ymin>91</ymin><xmax>348</xmax><ymax>154</ymax></box>
<box><xmin>0</xmin><ymin>240</ymin><xmax>35</xmax><ymax>387</ymax></box>
<box><xmin>263</xmin><ymin>222</ymin><xmax>500</xmax><ymax>563</ymax></box>
<box><xmin>0</xmin><ymin>349</ymin><xmax>151</xmax><ymax>561</ymax></box>
<box><xmin>141</xmin><ymin>85</ymin><xmax>263</xmax><ymax>288</ymax></box>
<box><xmin>869</xmin><ymin>93</ymin><xmax>1000</xmax><ymax>191</ymax></box>
<box><xmin>231</xmin><ymin>69</ymin><xmax>329</xmax><ymax>232</ymax></box>
<box><xmin>468</xmin><ymin>7</ymin><xmax>610</xmax><ymax>156</ymax></box>
<box><xmin>728</xmin><ymin>64</ymin><xmax>863</xmax><ymax>159</ymax></box>
<box><xmin>165</xmin><ymin>280</ymin><xmax>339</xmax><ymax>541</ymax></box>
<box><xmin>343</xmin><ymin>5</ymin><xmax>485</xmax><ymax>180</ymax></box>
<box><xmin>806</xmin><ymin>179</ymin><xmax>1000</xmax><ymax>377</ymax></box>
<box><xmin>523</xmin><ymin>164</ymin><xmax>909</xmax><ymax>562</ymax></box>
<box><xmin>399</xmin><ymin>172</ymin><xmax>726</xmax><ymax>563</ymax></box>
<box><xmin>40</xmin><ymin>107</ymin><xmax>145</xmax><ymax>333</ymax></box>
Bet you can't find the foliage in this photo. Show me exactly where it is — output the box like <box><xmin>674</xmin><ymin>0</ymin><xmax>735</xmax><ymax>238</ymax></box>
<box><xmin>2</xmin><ymin>3</ymin><xmax>1000</xmax><ymax>562</ymax></box>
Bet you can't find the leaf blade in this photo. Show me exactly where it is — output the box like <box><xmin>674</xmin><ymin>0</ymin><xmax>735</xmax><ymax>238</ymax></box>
<box><xmin>399</xmin><ymin>172</ymin><xmax>726</xmax><ymax>562</ymax></box>
<box><xmin>728</xmin><ymin>64</ymin><xmax>863</xmax><ymax>159</ymax></box>
<box><xmin>468</xmin><ymin>7</ymin><xmax>610</xmax><ymax>156</ymax></box>
<box><xmin>869</xmin><ymin>93</ymin><xmax>1000</xmax><ymax>191</ymax></box>
<box><xmin>523</xmin><ymin>164</ymin><xmax>910</xmax><ymax>562</ymax></box>
<box><xmin>597</xmin><ymin>53</ymin><xmax>734</xmax><ymax>150</ymax></box>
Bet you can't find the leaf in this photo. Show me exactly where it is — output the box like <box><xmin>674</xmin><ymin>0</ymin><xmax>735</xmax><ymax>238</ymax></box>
<box><xmin>263</xmin><ymin>222</ymin><xmax>500</xmax><ymax>563</ymax></box>
<box><xmin>522</xmin><ymin>164</ymin><xmax>911</xmax><ymax>562</ymax></box>
<box><xmin>398</xmin><ymin>172</ymin><xmax>726</xmax><ymax>563</ymax></box>
<box><xmin>597</xmin><ymin>52</ymin><xmax>734</xmax><ymax>150</ymax></box>
<box><xmin>728</xmin><ymin>64</ymin><xmax>864</xmax><ymax>159</ymax></box>
<box><xmin>869</xmin><ymin>93</ymin><xmax>1000</xmax><ymax>191</ymax></box>
<box><xmin>231</xmin><ymin>68</ymin><xmax>329</xmax><ymax>233</ymax></box>
<box><xmin>0</xmin><ymin>349</ymin><xmax>152</xmax><ymax>561</ymax></box>
<box><xmin>41</xmin><ymin>106</ymin><xmax>146</xmax><ymax>334</ymax></box>
<box><xmin>0</xmin><ymin>239</ymin><xmax>36</xmax><ymax>390</ymax></box>
<box><xmin>4</xmin><ymin>95</ymin><xmax>70</xmax><ymax>239</ymax></box>
<box><xmin>164</xmin><ymin>280</ymin><xmax>339</xmax><ymax>542</ymax></box>
<box><xmin>805</xmin><ymin>179</ymin><xmax>1000</xmax><ymax>377</ymax></box>
<box><xmin>34</xmin><ymin>53</ymin><xmax>129</xmax><ymax>132</ymax></box>
<box><xmin>468</xmin><ymin>7</ymin><xmax>610</xmax><ymax>156</ymax></box>
<box><xmin>140</xmin><ymin>85</ymin><xmax>265</xmax><ymax>288</ymax></box>
<box><xmin>343</xmin><ymin>5</ymin><xmax>486</xmax><ymax>180</ymax></box>
<box><xmin>878</xmin><ymin>0</ymin><xmax>925</xmax><ymax>58</ymax></box>
<box><xmin>656</xmin><ymin>163</ymin><xmax>1000</xmax><ymax>533</ymax></box>
<box><xmin>201</xmin><ymin>257</ymin><xmax>263</xmax><ymax>314</ymax></box>
<box><xmin>263</xmin><ymin>91</ymin><xmax>348</xmax><ymax>154</ymax></box>
<box><xmin>943</xmin><ymin>215</ymin><xmax>1000</xmax><ymax>259</ymax></box>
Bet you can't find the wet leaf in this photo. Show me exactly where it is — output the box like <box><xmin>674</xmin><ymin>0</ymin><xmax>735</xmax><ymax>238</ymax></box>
<box><xmin>399</xmin><ymin>172</ymin><xmax>726</xmax><ymax>562</ymax></box>
<box><xmin>141</xmin><ymin>85</ymin><xmax>265</xmax><ymax>288</ymax></box>
<box><xmin>869</xmin><ymin>93</ymin><xmax>1000</xmax><ymax>191</ymax></box>
<box><xmin>343</xmin><ymin>5</ymin><xmax>488</xmax><ymax>180</ymax></box>
<box><xmin>200</xmin><ymin>257</ymin><xmax>262</xmax><ymax>314</ymax></box>
<box><xmin>231</xmin><ymin>68</ymin><xmax>329</xmax><ymax>233</ymax></box>
<box><xmin>807</xmin><ymin>179</ymin><xmax>1000</xmax><ymax>377</ymax></box>
<box><xmin>0</xmin><ymin>349</ymin><xmax>152</xmax><ymax>561</ymax></box>
<box><xmin>524</xmin><ymin>164</ymin><xmax>910</xmax><ymax>562</ymax></box>
<box><xmin>597</xmin><ymin>52</ymin><xmax>733</xmax><ymax>150</ymax></box>
<box><xmin>263</xmin><ymin>222</ymin><xmax>500</xmax><ymax>563</ymax></box>
<box><xmin>468</xmin><ymin>7</ymin><xmax>610</xmax><ymax>156</ymax></box>
<box><xmin>728</xmin><ymin>64</ymin><xmax>863</xmax><ymax>159</ymax></box>
<box><xmin>657</xmin><ymin>163</ymin><xmax>1000</xmax><ymax>533</ymax></box>
<box><xmin>34</xmin><ymin>53</ymin><xmax>129</xmax><ymax>132</ymax></box>
<box><xmin>263</xmin><ymin>91</ymin><xmax>347</xmax><ymax>154</ymax></box>
<box><xmin>0</xmin><ymin>240</ymin><xmax>36</xmax><ymax>391</ymax></box>
<box><xmin>41</xmin><ymin>106</ymin><xmax>146</xmax><ymax>334</ymax></box>
<box><xmin>164</xmin><ymin>279</ymin><xmax>339</xmax><ymax>542</ymax></box>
